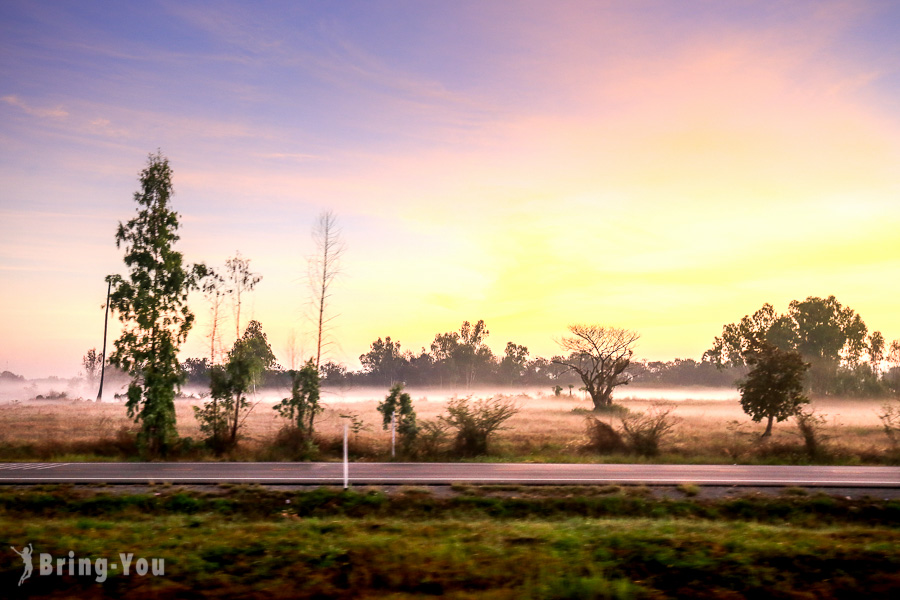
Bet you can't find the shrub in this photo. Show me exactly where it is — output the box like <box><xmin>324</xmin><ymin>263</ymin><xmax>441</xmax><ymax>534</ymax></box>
<box><xmin>440</xmin><ymin>396</ymin><xmax>519</xmax><ymax>457</ymax></box>
<box><xmin>878</xmin><ymin>399</ymin><xmax>900</xmax><ymax>452</ymax></box>
<box><xmin>415</xmin><ymin>419</ymin><xmax>450</xmax><ymax>458</ymax></box>
<box><xmin>583</xmin><ymin>416</ymin><xmax>626</xmax><ymax>453</ymax></box>
<box><xmin>620</xmin><ymin>403</ymin><xmax>679</xmax><ymax>457</ymax></box>
<box><xmin>794</xmin><ymin>409</ymin><xmax>830</xmax><ymax>461</ymax></box>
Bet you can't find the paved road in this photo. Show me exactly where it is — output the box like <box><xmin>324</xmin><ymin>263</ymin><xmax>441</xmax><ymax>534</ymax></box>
<box><xmin>0</xmin><ymin>462</ymin><xmax>898</xmax><ymax>487</ymax></box>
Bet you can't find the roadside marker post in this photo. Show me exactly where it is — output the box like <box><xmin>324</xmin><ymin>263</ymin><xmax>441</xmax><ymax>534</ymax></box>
<box><xmin>391</xmin><ymin>411</ymin><xmax>396</xmax><ymax>459</ymax></box>
<box><xmin>343</xmin><ymin>421</ymin><xmax>349</xmax><ymax>489</ymax></box>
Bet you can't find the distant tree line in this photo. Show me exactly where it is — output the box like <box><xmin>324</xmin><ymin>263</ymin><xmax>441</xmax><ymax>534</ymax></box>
<box><xmin>180</xmin><ymin>321</ymin><xmax>743</xmax><ymax>390</ymax></box>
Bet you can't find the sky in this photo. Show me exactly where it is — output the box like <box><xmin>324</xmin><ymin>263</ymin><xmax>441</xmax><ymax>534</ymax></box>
<box><xmin>1</xmin><ymin>1</ymin><xmax>899</xmax><ymax>379</ymax></box>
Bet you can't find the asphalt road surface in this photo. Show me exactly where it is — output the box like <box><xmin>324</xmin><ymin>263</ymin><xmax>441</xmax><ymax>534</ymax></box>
<box><xmin>0</xmin><ymin>463</ymin><xmax>898</xmax><ymax>487</ymax></box>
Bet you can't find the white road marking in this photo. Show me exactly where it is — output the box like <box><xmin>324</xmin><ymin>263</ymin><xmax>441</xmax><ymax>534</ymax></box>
<box><xmin>0</xmin><ymin>463</ymin><xmax>70</xmax><ymax>470</ymax></box>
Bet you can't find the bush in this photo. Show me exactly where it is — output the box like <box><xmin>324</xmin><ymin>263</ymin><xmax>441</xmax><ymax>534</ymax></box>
<box><xmin>620</xmin><ymin>403</ymin><xmax>679</xmax><ymax>457</ymax></box>
<box><xmin>265</xmin><ymin>427</ymin><xmax>319</xmax><ymax>461</ymax></box>
<box><xmin>794</xmin><ymin>409</ymin><xmax>830</xmax><ymax>461</ymax></box>
<box><xmin>878</xmin><ymin>399</ymin><xmax>900</xmax><ymax>452</ymax></box>
<box><xmin>583</xmin><ymin>417</ymin><xmax>626</xmax><ymax>453</ymax></box>
<box><xmin>440</xmin><ymin>396</ymin><xmax>519</xmax><ymax>457</ymax></box>
<box><xmin>416</xmin><ymin>419</ymin><xmax>450</xmax><ymax>458</ymax></box>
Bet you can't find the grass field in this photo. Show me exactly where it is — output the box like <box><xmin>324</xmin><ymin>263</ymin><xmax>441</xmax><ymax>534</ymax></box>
<box><xmin>0</xmin><ymin>389</ymin><xmax>895</xmax><ymax>464</ymax></box>
<box><xmin>1</xmin><ymin>485</ymin><xmax>898</xmax><ymax>598</ymax></box>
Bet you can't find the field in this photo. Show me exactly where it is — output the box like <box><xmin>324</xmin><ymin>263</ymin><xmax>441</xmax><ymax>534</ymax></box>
<box><xmin>0</xmin><ymin>386</ymin><xmax>896</xmax><ymax>464</ymax></box>
<box><xmin>1</xmin><ymin>484</ymin><xmax>898</xmax><ymax>598</ymax></box>
<box><xmin>2</xmin><ymin>389</ymin><xmax>898</xmax><ymax>597</ymax></box>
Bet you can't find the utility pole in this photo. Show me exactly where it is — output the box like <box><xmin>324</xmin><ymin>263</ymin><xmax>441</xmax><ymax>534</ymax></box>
<box><xmin>96</xmin><ymin>280</ymin><xmax>111</xmax><ymax>402</ymax></box>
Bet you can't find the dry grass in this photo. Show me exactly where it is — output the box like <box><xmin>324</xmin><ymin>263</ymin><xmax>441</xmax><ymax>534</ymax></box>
<box><xmin>0</xmin><ymin>389</ymin><xmax>894</xmax><ymax>463</ymax></box>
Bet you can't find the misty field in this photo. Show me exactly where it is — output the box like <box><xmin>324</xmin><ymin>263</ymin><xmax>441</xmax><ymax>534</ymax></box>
<box><xmin>0</xmin><ymin>387</ymin><xmax>895</xmax><ymax>464</ymax></box>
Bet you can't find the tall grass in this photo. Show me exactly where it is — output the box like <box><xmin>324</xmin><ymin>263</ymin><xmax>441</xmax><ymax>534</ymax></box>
<box><xmin>0</xmin><ymin>394</ymin><xmax>894</xmax><ymax>463</ymax></box>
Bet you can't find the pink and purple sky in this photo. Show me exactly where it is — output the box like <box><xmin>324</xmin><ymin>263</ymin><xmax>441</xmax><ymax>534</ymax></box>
<box><xmin>2</xmin><ymin>1</ymin><xmax>899</xmax><ymax>378</ymax></box>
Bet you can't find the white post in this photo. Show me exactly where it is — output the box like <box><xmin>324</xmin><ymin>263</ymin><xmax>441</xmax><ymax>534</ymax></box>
<box><xmin>343</xmin><ymin>421</ymin><xmax>349</xmax><ymax>490</ymax></box>
<box><xmin>391</xmin><ymin>410</ymin><xmax>396</xmax><ymax>459</ymax></box>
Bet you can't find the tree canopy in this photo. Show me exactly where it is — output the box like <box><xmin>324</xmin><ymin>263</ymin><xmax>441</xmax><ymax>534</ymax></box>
<box><xmin>705</xmin><ymin>296</ymin><xmax>881</xmax><ymax>394</ymax></box>
<box><xmin>737</xmin><ymin>342</ymin><xmax>810</xmax><ymax>437</ymax></box>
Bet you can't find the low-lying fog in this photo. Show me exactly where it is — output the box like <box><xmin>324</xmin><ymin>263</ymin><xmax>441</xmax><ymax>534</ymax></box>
<box><xmin>0</xmin><ymin>377</ymin><xmax>739</xmax><ymax>405</ymax></box>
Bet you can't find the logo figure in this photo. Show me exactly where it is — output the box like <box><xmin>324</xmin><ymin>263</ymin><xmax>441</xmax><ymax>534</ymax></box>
<box><xmin>11</xmin><ymin>544</ymin><xmax>33</xmax><ymax>586</ymax></box>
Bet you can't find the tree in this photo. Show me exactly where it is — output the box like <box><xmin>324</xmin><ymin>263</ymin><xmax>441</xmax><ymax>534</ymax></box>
<box><xmin>201</xmin><ymin>268</ymin><xmax>228</xmax><ymax>364</ymax></box>
<box><xmin>82</xmin><ymin>348</ymin><xmax>102</xmax><ymax>383</ymax></box>
<box><xmin>705</xmin><ymin>296</ymin><xmax>878</xmax><ymax>395</ymax></box>
<box><xmin>225</xmin><ymin>251</ymin><xmax>262</xmax><ymax>341</ymax></box>
<box><xmin>737</xmin><ymin>342</ymin><xmax>809</xmax><ymax>437</ymax></box>
<box><xmin>274</xmin><ymin>358</ymin><xmax>323</xmax><ymax>439</ymax></box>
<box><xmin>377</xmin><ymin>383</ymin><xmax>419</xmax><ymax>455</ymax></box>
<box><xmin>106</xmin><ymin>152</ymin><xmax>205</xmax><ymax>456</ymax></box>
<box><xmin>359</xmin><ymin>336</ymin><xmax>405</xmax><ymax>385</ymax></box>
<box><xmin>193</xmin><ymin>320</ymin><xmax>276</xmax><ymax>452</ymax></box>
<box><xmin>430</xmin><ymin>331</ymin><xmax>461</xmax><ymax>386</ymax></box>
<box><xmin>456</xmin><ymin>320</ymin><xmax>493</xmax><ymax>387</ymax></box>
<box><xmin>308</xmin><ymin>210</ymin><xmax>344</xmax><ymax>369</ymax></box>
<box><xmin>499</xmin><ymin>342</ymin><xmax>529</xmax><ymax>384</ymax></box>
<box><xmin>554</xmin><ymin>325</ymin><xmax>640</xmax><ymax>411</ymax></box>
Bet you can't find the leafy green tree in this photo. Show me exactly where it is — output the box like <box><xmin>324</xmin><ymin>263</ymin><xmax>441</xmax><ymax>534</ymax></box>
<box><xmin>193</xmin><ymin>320</ymin><xmax>276</xmax><ymax>453</ymax></box>
<box><xmin>377</xmin><ymin>383</ymin><xmax>419</xmax><ymax>455</ymax></box>
<box><xmin>706</xmin><ymin>296</ymin><xmax>879</xmax><ymax>395</ymax></box>
<box><xmin>456</xmin><ymin>320</ymin><xmax>493</xmax><ymax>387</ymax></box>
<box><xmin>359</xmin><ymin>336</ymin><xmax>405</xmax><ymax>385</ymax></box>
<box><xmin>430</xmin><ymin>331</ymin><xmax>461</xmax><ymax>386</ymax></box>
<box><xmin>106</xmin><ymin>152</ymin><xmax>205</xmax><ymax>456</ymax></box>
<box><xmin>500</xmin><ymin>342</ymin><xmax>529</xmax><ymax>384</ymax></box>
<box><xmin>554</xmin><ymin>325</ymin><xmax>640</xmax><ymax>410</ymax></box>
<box><xmin>274</xmin><ymin>358</ymin><xmax>323</xmax><ymax>439</ymax></box>
<box><xmin>738</xmin><ymin>342</ymin><xmax>809</xmax><ymax>437</ymax></box>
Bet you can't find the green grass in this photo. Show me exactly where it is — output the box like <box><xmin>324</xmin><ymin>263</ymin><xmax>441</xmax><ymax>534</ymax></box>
<box><xmin>0</xmin><ymin>486</ymin><xmax>897</xmax><ymax>597</ymax></box>
<box><xmin>2</xmin><ymin>508</ymin><xmax>898</xmax><ymax>598</ymax></box>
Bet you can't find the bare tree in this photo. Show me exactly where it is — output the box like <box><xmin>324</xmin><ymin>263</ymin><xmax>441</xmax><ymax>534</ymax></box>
<box><xmin>225</xmin><ymin>251</ymin><xmax>262</xmax><ymax>341</ymax></box>
<box><xmin>308</xmin><ymin>210</ymin><xmax>344</xmax><ymax>369</ymax></box>
<box><xmin>281</xmin><ymin>328</ymin><xmax>299</xmax><ymax>371</ymax></box>
<box><xmin>202</xmin><ymin>269</ymin><xmax>228</xmax><ymax>364</ymax></box>
<box><xmin>554</xmin><ymin>325</ymin><xmax>640</xmax><ymax>411</ymax></box>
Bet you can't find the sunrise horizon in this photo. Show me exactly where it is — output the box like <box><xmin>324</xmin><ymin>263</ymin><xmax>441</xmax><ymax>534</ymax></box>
<box><xmin>2</xmin><ymin>1</ymin><xmax>899</xmax><ymax>379</ymax></box>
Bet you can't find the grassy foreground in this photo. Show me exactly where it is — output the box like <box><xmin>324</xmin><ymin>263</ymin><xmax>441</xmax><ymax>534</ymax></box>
<box><xmin>1</xmin><ymin>485</ymin><xmax>898</xmax><ymax>598</ymax></box>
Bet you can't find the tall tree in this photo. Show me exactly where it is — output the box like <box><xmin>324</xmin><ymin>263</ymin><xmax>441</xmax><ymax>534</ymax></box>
<box><xmin>555</xmin><ymin>325</ymin><xmax>640</xmax><ymax>410</ymax></box>
<box><xmin>455</xmin><ymin>319</ymin><xmax>493</xmax><ymax>388</ymax></box>
<box><xmin>106</xmin><ymin>152</ymin><xmax>205</xmax><ymax>456</ymax></box>
<box><xmin>500</xmin><ymin>342</ymin><xmax>529</xmax><ymax>384</ymax></box>
<box><xmin>225</xmin><ymin>251</ymin><xmax>262</xmax><ymax>341</ymax></box>
<box><xmin>308</xmin><ymin>210</ymin><xmax>344</xmax><ymax>369</ymax></box>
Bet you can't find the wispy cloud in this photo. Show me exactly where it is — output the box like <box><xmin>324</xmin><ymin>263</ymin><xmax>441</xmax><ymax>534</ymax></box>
<box><xmin>2</xmin><ymin>95</ymin><xmax>68</xmax><ymax>118</ymax></box>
